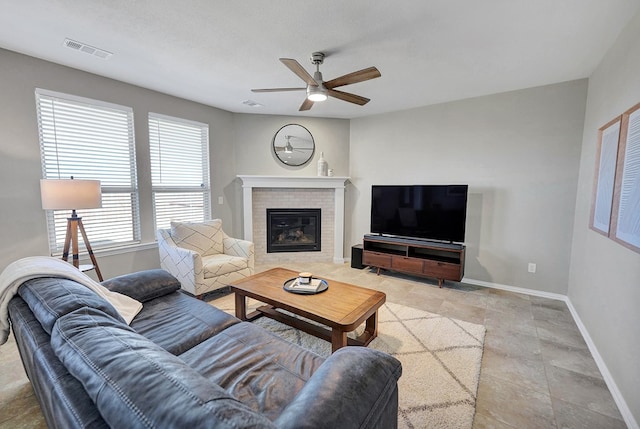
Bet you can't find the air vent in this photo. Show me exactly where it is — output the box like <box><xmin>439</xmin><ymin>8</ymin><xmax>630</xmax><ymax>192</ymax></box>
<box><xmin>242</xmin><ymin>100</ymin><xmax>263</xmax><ymax>108</ymax></box>
<box><xmin>64</xmin><ymin>38</ymin><xmax>112</xmax><ymax>59</ymax></box>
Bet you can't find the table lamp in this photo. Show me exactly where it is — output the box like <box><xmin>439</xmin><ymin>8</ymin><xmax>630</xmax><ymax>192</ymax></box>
<box><xmin>40</xmin><ymin>177</ymin><xmax>104</xmax><ymax>281</ymax></box>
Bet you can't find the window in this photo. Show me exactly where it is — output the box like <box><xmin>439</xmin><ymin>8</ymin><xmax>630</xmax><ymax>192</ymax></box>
<box><xmin>149</xmin><ymin>113</ymin><xmax>211</xmax><ymax>230</ymax></box>
<box><xmin>36</xmin><ymin>89</ymin><xmax>140</xmax><ymax>253</ymax></box>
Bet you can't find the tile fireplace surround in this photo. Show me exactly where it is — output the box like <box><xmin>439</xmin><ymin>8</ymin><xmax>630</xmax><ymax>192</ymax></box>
<box><xmin>237</xmin><ymin>175</ymin><xmax>349</xmax><ymax>264</ymax></box>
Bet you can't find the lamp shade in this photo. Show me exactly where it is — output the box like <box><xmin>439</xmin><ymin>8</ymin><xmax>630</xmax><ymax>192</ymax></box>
<box><xmin>40</xmin><ymin>179</ymin><xmax>102</xmax><ymax>210</ymax></box>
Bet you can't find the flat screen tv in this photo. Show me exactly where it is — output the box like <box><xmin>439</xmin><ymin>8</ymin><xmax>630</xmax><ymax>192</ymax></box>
<box><xmin>370</xmin><ymin>185</ymin><xmax>468</xmax><ymax>243</ymax></box>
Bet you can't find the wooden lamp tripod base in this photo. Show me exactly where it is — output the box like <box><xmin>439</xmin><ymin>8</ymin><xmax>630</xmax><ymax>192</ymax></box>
<box><xmin>61</xmin><ymin>210</ymin><xmax>103</xmax><ymax>281</ymax></box>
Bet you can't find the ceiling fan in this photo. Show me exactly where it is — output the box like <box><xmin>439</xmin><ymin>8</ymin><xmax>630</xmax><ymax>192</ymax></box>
<box><xmin>252</xmin><ymin>52</ymin><xmax>381</xmax><ymax>111</ymax></box>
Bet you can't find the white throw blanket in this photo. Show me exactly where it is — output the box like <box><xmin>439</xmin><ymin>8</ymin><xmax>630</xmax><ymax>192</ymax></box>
<box><xmin>0</xmin><ymin>256</ymin><xmax>143</xmax><ymax>345</ymax></box>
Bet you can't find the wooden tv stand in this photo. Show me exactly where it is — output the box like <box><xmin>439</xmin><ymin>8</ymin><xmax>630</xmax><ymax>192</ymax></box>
<box><xmin>362</xmin><ymin>235</ymin><xmax>465</xmax><ymax>288</ymax></box>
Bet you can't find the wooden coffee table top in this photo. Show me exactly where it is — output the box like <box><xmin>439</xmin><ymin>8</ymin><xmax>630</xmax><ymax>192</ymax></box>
<box><xmin>229</xmin><ymin>267</ymin><xmax>386</xmax><ymax>331</ymax></box>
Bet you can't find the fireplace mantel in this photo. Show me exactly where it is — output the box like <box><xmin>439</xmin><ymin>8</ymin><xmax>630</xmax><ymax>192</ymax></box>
<box><xmin>237</xmin><ymin>175</ymin><xmax>349</xmax><ymax>189</ymax></box>
<box><xmin>237</xmin><ymin>175</ymin><xmax>350</xmax><ymax>263</ymax></box>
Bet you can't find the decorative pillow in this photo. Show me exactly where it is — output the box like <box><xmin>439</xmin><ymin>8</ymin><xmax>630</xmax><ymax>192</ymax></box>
<box><xmin>102</xmin><ymin>269</ymin><xmax>181</xmax><ymax>302</ymax></box>
<box><xmin>171</xmin><ymin>219</ymin><xmax>224</xmax><ymax>256</ymax></box>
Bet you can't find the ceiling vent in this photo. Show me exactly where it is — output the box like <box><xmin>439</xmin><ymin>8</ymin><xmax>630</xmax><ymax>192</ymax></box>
<box><xmin>64</xmin><ymin>38</ymin><xmax>112</xmax><ymax>59</ymax></box>
<box><xmin>242</xmin><ymin>100</ymin><xmax>263</xmax><ymax>108</ymax></box>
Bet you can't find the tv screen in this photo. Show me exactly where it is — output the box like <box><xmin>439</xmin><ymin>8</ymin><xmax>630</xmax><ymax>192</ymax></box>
<box><xmin>370</xmin><ymin>185</ymin><xmax>468</xmax><ymax>243</ymax></box>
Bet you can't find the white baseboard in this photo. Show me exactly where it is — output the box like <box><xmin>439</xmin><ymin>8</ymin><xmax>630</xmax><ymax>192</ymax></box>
<box><xmin>461</xmin><ymin>277</ymin><xmax>567</xmax><ymax>301</ymax></box>
<box><xmin>564</xmin><ymin>299</ymin><xmax>639</xmax><ymax>429</ymax></box>
<box><xmin>462</xmin><ymin>276</ymin><xmax>638</xmax><ymax>429</ymax></box>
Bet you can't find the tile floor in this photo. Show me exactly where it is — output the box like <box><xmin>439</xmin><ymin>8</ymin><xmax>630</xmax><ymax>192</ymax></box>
<box><xmin>0</xmin><ymin>262</ymin><xmax>627</xmax><ymax>428</ymax></box>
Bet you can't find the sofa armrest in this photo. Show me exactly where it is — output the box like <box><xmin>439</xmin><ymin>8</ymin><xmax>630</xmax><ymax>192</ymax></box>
<box><xmin>274</xmin><ymin>347</ymin><xmax>402</xmax><ymax>429</ymax></box>
<box><xmin>157</xmin><ymin>229</ymin><xmax>203</xmax><ymax>294</ymax></box>
<box><xmin>223</xmin><ymin>233</ymin><xmax>255</xmax><ymax>271</ymax></box>
<box><xmin>102</xmin><ymin>269</ymin><xmax>181</xmax><ymax>302</ymax></box>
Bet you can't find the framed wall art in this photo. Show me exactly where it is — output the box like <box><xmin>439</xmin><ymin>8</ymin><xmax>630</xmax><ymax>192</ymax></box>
<box><xmin>610</xmin><ymin>103</ymin><xmax>640</xmax><ymax>253</ymax></box>
<box><xmin>590</xmin><ymin>116</ymin><xmax>622</xmax><ymax>236</ymax></box>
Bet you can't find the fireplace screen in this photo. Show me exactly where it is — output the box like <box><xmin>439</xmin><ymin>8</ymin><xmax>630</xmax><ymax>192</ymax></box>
<box><xmin>267</xmin><ymin>208</ymin><xmax>321</xmax><ymax>253</ymax></box>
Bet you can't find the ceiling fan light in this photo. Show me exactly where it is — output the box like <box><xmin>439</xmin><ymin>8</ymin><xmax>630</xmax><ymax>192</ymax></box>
<box><xmin>308</xmin><ymin>92</ymin><xmax>328</xmax><ymax>102</ymax></box>
<box><xmin>307</xmin><ymin>85</ymin><xmax>328</xmax><ymax>102</ymax></box>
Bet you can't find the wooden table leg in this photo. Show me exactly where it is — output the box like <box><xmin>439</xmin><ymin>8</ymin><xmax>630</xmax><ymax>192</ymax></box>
<box><xmin>235</xmin><ymin>292</ymin><xmax>247</xmax><ymax>320</ymax></box>
<box><xmin>350</xmin><ymin>310</ymin><xmax>379</xmax><ymax>348</ymax></box>
<box><xmin>364</xmin><ymin>310</ymin><xmax>379</xmax><ymax>339</ymax></box>
<box><xmin>331</xmin><ymin>329</ymin><xmax>348</xmax><ymax>353</ymax></box>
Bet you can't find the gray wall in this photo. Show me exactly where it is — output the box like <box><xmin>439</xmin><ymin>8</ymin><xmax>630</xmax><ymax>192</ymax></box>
<box><xmin>568</xmin><ymin>9</ymin><xmax>640</xmax><ymax>425</ymax></box>
<box><xmin>0</xmin><ymin>48</ymin><xmax>236</xmax><ymax>277</ymax></box>
<box><xmin>349</xmin><ymin>80</ymin><xmax>587</xmax><ymax>294</ymax></box>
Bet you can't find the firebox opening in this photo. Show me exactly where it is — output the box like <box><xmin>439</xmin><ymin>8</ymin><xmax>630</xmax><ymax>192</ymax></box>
<box><xmin>267</xmin><ymin>208</ymin><xmax>321</xmax><ymax>253</ymax></box>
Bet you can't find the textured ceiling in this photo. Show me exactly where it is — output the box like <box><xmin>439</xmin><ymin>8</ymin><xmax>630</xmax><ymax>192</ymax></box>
<box><xmin>1</xmin><ymin>0</ymin><xmax>638</xmax><ymax>118</ymax></box>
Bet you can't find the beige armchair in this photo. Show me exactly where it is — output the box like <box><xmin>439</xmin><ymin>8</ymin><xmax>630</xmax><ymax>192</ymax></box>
<box><xmin>157</xmin><ymin>219</ymin><xmax>254</xmax><ymax>297</ymax></box>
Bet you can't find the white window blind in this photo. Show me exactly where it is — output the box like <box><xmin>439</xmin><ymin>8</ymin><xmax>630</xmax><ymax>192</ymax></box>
<box><xmin>36</xmin><ymin>89</ymin><xmax>141</xmax><ymax>253</ymax></box>
<box><xmin>149</xmin><ymin>113</ymin><xmax>211</xmax><ymax>230</ymax></box>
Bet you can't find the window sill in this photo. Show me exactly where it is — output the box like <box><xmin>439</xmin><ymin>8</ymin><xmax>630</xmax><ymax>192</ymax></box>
<box><xmin>51</xmin><ymin>241</ymin><xmax>158</xmax><ymax>259</ymax></box>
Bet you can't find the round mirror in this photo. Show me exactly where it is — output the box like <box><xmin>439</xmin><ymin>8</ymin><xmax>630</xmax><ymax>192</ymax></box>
<box><xmin>272</xmin><ymin>124</ymin><xmax>315</xmax><ymax>166</ymax></box>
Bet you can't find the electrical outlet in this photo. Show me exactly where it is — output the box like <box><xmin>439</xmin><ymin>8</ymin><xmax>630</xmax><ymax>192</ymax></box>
<box><xmin>528</xmin><ymin>263</ymin><xmax>537</xmax><ymax>273</ymax></box>
<box><xmin>218</xmin><ymin>196</ymin><xmax>224</xmax><ymax>205</ymax></box>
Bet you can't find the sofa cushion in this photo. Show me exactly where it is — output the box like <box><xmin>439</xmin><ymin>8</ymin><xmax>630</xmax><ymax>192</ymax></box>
<box><xmin>171</xmin><ymin>219</ymin><xmax>223</xmax><ymax>256</ymax></box>
<box><xmin>51</xmin><ymin>307</ymin><xmax>276</xmax><ymax>429</ymax></box>
<box><xmin>179</xmin><ymin>321</ymin><xmax>325</xmax><ymax>421</ymax></box>
<box><xmin>130</xmin><ymin>291</ymin><xmax>240</xmax><ymax>355</ymax></box>
<box><xmin>101</xmin><ymin>269</ymin><xmax>181</xmax><ymax>302</ymax></box>
<box><xmin>18</xmin><ymin>277</ymin><xmax>125</xmax><ymax>335</ymax></box>
<box><xmin>203</xmin><ymin>254</ymin><xmax>250</xmax><ymax>278</ymax></box>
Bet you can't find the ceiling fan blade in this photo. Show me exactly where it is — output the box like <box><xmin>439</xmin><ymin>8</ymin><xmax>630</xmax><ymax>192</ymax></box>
<box><xmin>299</xmin><ymin>98</ymin><xmax>314</xmax><ymax>111</ymax></box>
<box><xmin>327</xmin><ymin>89</ymin><xmax>370</xmax><ymax>106</ymax></box>
<box><xmin>280</xmin><ymin>58</ymin><xmax>318</xmax><ymax>87</ymax></box>
<box><xmin>251</xmin><ymin>88</ymin><xmax>306</xmax><ymax>93</ymax></box>
<box><xmin>324</xmin><ymin>67</ymin><xmax>381</xmax><ymax>89</ymax></box>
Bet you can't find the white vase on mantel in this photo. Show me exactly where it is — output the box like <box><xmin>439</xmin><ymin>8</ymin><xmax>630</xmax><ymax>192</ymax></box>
<box><xmin>317</xmin><ymin>152</ymin><xmax>328</xmax><ymax>176</ymax></box>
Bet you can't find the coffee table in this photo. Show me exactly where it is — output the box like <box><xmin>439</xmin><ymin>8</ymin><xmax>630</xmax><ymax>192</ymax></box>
<box><xmin>229</xmin><ymin>267</ymin><xmax>386</xmax><ymax>353</ymax></box>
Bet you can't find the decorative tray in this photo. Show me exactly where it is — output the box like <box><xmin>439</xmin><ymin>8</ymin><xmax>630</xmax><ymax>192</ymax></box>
<box><xmin>283</xmin><ymin>277</ymin><xmax>329</xmax><ymax>295</ymax></box>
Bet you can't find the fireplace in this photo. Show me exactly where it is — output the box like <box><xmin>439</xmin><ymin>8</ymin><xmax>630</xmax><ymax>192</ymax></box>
<box><xmin>267</xmin><ymin>208</ymin><xmax>321</xmax><ymax>253</ymax></box>
<box><xmin>238</xmin><ymin>175</ymin><xmax>349</xmax><ymax>263</ymax></box>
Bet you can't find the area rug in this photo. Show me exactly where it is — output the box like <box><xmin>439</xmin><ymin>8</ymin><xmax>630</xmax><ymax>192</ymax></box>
<box><xmin>213</xmin><ymin>298</ymin><xmax>486</xmax><ymax>429</ymax></box>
